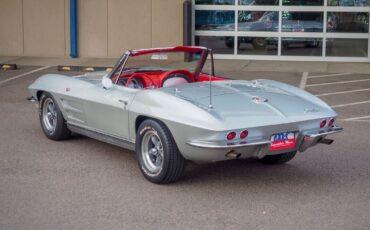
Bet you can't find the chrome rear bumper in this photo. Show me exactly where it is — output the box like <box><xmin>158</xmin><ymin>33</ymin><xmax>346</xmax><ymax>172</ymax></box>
<box><xmin>187</xmin><ymin>126</ymin><xmax>343</xmax><ymax>153</ymax></box>
<box><xmin>298</xmin><ymin>126</ymin><xmax>343</xmax><ymax>152</ymax></box>
<box><xmin>187</xmin><ymin>139</ymin><xmax>271</xmax><ymax>149</ymax></box>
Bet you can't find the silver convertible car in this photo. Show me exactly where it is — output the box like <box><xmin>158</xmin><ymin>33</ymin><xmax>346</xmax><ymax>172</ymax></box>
<box><xmin>28</xmin><ymin>46</ymin><xmax>343</xmax><ymax>184</ymax></box>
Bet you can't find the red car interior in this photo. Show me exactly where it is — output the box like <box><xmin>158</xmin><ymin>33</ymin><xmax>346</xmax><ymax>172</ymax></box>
<box><xmin>110</xmin><ymin>46</ymin><xmax>225</xmax><ymax>88</ymax></box>
<box><xmin>112</xmin><ymin>69</ymin><xmax>225</xmax><ymax>89</ymax></box>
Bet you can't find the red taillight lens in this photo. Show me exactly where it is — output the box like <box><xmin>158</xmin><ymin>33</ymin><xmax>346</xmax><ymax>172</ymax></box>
<box><xmin>328</xmin><ymin>118</ymin><xmax>335</xmax><ymax>127</ymax></box>
<box><xmin>320</xmin><ymin>119</ymin><xmax>327</xmax><ymax>128</ymax></box>
<box><xmin>240</xmin><ymin>130</ymin><xmax>248</xmax><ymax>139</ymax></box>
<box><xmin>226</xmin><ymin>131</ymin><xmax>236</xmax><ymax>140</ymax></box>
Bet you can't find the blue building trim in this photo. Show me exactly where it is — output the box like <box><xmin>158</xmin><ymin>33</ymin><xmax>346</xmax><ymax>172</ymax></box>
<box><xmin>70</xmin><ymin>0</ymin><xmax>77</xmax><ymax>58</ymax></box>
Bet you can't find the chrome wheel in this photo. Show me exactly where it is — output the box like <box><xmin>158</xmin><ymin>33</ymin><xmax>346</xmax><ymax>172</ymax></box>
<box><xmin>42</xmin><ymin>98</ymin><xmax>57</xmax><ymax>133</ymax></box>
<box><xmin>141</xmin><ymin>130</ymin><xmax>164</xmax><ymax>174</ymax></box>
<box><xmin>255</xmin><ymin>37</ymin><xmax>265</xmax><ymax>47</ymax></box>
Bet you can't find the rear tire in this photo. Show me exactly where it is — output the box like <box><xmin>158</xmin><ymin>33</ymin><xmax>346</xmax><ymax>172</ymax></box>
<box><xmin>39</xmin><ymin>92</ymin><xmax>71</xmax><ymax>140</ymax></box>
<box><xmin>136</xmin><ymin>119</ymin><xmax>185</xmax><ymax>184</ymax></box>
<box><xmin>259</xmin><ymin>151</ymin><xmax>297</xmax><ymax>165</ymax></box>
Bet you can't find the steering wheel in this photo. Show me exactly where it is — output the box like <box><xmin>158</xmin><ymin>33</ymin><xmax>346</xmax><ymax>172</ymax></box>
<box><xmin>159</xmin><ymin>69</ymin><xmax>194</xmax><ymax>86</ymax></box>
<box><xmin>125</xmin><ymin>73</ymin><xmax>157</xmax><ymax>89</ymax></box>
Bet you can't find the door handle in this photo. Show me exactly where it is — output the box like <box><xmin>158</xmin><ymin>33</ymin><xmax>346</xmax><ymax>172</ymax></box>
<box><xmin>118</xmin><ymin>99</ymin><xmax>128</xmax><ymax>106</ymax></box>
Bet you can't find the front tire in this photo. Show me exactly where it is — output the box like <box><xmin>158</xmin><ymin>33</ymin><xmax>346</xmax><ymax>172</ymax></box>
<box><xmin>136</xmin><ymin>119</ymin><xmax>185</xmax><ymax>184</ymax></box>
<box><xmin>252</xmin><ymin>37</ymin><xmax>267</xmax><ymax>50</ymax></box>
<box><xmin>39</xmin><ymin>92</ymin><xmax>71</xmax><ymax>140</ymax></box>
<box><xmin>259</xmin><ymin>151</ymin><xmax>297</xmax><ymax>165</ymax></box>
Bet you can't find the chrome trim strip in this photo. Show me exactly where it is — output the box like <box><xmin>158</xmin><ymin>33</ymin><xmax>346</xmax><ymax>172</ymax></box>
<box><xmin>303</xmin><ymin>126</ymin><xmax>343</xmax><ymax>138</ymax></box>
<box><xmin>187</xmin><ymin>139</ymin><xmax>271</xmax><ymax>149</ymax></box>
<box><xmin>67</xmin><ymin>124</ymin><xmax>135</xmax><ymax>151</ymax></box>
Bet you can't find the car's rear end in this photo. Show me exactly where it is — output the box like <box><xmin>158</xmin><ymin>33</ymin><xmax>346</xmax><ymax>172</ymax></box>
<box><xmin>159</xmin><ymin>79</ymin><xmax>343</xmax><ymax>162</ymax></box>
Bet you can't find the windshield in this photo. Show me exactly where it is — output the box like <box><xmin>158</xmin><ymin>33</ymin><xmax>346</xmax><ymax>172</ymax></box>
<box><xmin>123</xmin><ymin>52</ymin><xmax>201</xmax><ymax>73</ymax></box>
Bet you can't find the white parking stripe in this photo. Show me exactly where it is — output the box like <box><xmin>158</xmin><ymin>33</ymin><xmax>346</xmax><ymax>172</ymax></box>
<box><xmin>331</xmin><ymin>100</ymin><xmax>370</xmax><ymax>108</ymax></box>
<box><xmin>0</xmin><ymin>66</ymin><xmax>51</xmax><ymax>86</ymax></box>
<box><xmin>299</xmin><ymin>72</ymin><xmax>308</xmax><ymax>89</ymax></box>
<box><xmin>306</xmin><ymin>79</ymin><xmax>370</xmax><ymax>87</ymax></box>
<box><xmin>316</xmin><ymin>88</ymin><xmax>370</xmax><ymax>97</ymax></box>
<box><xmin>342</xmin><ymin>115</ymin><xmax>370</xmax><ymax>121</ymax></box>
<box><xmin>308</xmin><ymin>73</ymin><xmax>352</xmax><ymax>79</ymax></box>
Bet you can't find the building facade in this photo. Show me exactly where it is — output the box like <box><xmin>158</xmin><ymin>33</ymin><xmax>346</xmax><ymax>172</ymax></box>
<box><xmin>1</xmin><ymin>0</ymin><xmax>369</xmax><ymax>62</ymax></box>
<box><xmin>193</xmin><ymin>0</ymin><xmax>370</xmax><ymax>61</ymax></box>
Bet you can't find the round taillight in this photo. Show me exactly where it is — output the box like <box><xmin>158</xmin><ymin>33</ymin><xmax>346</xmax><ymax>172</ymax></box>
<box><xmin>226</xmin><ymin>131</ymin><xmax>236</xmax><ymax>141</ymax></box>
<box><xmin>328</xmin><ymin>118</ymin><xmax>335</xmax><ymax>127</ymax></box>
<box><xmin>240</xmin><ymin>130</ymin><xmax>248</xmax><ymax>139</ymax></box>
<box><xmin>320</xmin><ymin>119</ymin><xmax>327</xmax><ymax>128</ymax></box>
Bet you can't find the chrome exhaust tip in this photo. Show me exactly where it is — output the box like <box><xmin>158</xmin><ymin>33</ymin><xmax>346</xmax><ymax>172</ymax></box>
<box><xmin>226</xmin><ymin>150</ymin><xmax>241</xmax><ymax>159</ymax></box>
<box><xmin>318</xmin><ymin>138</ymin><xmax>334</xmax><ymax>145</ymax></box>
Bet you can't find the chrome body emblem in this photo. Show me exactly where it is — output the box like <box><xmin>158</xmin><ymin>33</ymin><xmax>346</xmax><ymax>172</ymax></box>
<box><xmin>304</xmin><ymin>108</ymin><xmax>320</xmax><ymax>113</ymax></box>
<box><xmin>252</xmin><ymin>96</ymin><xmax>268</xmax><ymax>103</ymax></box>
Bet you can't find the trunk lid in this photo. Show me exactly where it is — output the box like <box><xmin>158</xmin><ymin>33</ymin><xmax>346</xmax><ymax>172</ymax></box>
<box><xmin>160</xmin><ymin>80</ymin><xmax>334</xmax><ymax>128</ymax></box>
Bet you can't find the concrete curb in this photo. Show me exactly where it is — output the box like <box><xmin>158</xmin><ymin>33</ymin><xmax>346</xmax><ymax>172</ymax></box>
<box><xmin>57</xmin><ymin>65</ymin><xmax>112</xmax><ymax>72</ymax></box>
<box><xmin>0</xmin><ymin>64</ymin><xmax>17</xmax><ymax>70</ymax></box>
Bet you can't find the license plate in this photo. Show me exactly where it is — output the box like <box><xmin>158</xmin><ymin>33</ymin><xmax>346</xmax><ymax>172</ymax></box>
<box><xmin>269</xmin><ymin>132</ymin><xmax>296</xmax><ymax>151</ymax></box>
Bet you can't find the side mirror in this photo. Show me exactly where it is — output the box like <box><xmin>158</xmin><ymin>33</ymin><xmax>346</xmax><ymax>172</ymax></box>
<box><xmin>102</xmin><ymin>76</ymin><xmax>113</xmax><ymax>89</ymax></box>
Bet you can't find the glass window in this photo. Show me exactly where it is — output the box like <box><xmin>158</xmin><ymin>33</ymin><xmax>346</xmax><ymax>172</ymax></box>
<box><xmin>327</xmin><ymin>12</ymin><xmax>369</xmax><ymax>33</ymax></box>
<box><xmin>281</xmin><ymin>38</ymin><xmax>322</xmax><ymax>56</ymax></box>
<box><xmin>282</xmin><ymin>11</ymin><xmax>323</xmax><ymax>32</ymax></box>
<box><xmin>195</xmin><ymin>36</ymin><xmax>235</xmax><ymax>54</ymax></box>
<box><xmin>237</xmin><ymin>37</ymin><xmax>278</xmax><ymax>55</ymax></box>
<box><xmin>326</xmin><ymin>38</ymin><xmax>368</xmax><ymax>57</ymax></box>
<box><xmin>195</xmin><ymin>10</ymin><xmax>235</xmax><ymax>31</ymax></box>
<box><xmin>282</xmin><ymin>0</ymin><xmax>323</xmax><ymax>5</ymax></box>
<box><xmin>238</xmin><ymin>11</ymin><xmax>279</xmax><ymax>32</ymax></box>
<box><xmin>328</xmin><ymin>0</ymin><xmax>370</xmax><ymax>6</ymax></box>
<box><xmin>195</xmin><ymin>0</ymin><xmax>235</xmax><ymax>5</ymax></box>
<box><xmin>238</xmin><ymin>0</ymin><xmax>279</xmax><ymax>5</ymax></box>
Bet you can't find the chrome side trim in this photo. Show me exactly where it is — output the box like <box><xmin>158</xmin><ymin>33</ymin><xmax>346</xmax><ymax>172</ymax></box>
<box><xmin>187</xmin><ymin>139</ymin><xmax>271</xmax><ymax>149</ymax></box>
<box><xmin>67</xmin><ymin>124</ymin><xmax>135</xmax><ymax>151</ymax></box>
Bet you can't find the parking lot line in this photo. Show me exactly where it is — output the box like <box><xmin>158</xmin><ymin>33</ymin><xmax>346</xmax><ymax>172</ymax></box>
<box><xmin>299</xmin><ymin>72</ymin><xmax>308</xmax><ymax>89</ymax></box>
<box><xmin>306</xmin><ymin>79</ymin><xmax>370</xmax><ymax>87</ymax></box>
<box><xmin>0</xmin><ymin>66</ymin><xmax>51</xmax><ymax>86</ymax></box>
<box><xmin>308</xmin><ymin>73</ymin><xmax>352</xmax><ymax>79</ymax></box>
<box><xmin>342</xmin><ymin>115</ymin><xmax>370</xmax><ymax>121</ymax></box>
<box><xmin>331</xmin><ymin>100</ymin><xmax>370</xmax><ymax>108</ymax></box>
<box><xmin>315</xmin><ymin>88</ymin><xmax>370</xmax><ymax>97</ymax></box>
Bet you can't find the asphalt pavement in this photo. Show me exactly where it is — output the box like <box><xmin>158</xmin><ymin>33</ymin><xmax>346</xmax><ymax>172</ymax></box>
<box><xmin>0</xmin><ymin>66</ymin><xmax>369</xmax><ymax>230</ymax></box>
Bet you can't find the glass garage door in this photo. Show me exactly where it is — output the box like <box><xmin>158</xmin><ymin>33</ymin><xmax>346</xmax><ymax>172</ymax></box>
<box><xmin>193</xmin><ymin>0</ymin><xmax>370</xmax><ymax>61</ymax></box>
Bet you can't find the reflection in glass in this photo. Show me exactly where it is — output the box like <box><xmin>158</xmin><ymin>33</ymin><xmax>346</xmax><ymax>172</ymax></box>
<box><xmin>237</xmin><ymin>37</ymin><xmax>278</xmax><ymax>55</ymax></box>
<box><xmin>238</xmin><ymin>0</ymin><xmax>278</xmax><ymax>5</ymax></box>
<box><xmin>326</xmin><ymin>39</ymin><xmax>368</xmax><ymax>57</ymax></box>
<box><xmin>281</xmin><ymin>38</ymin><xmax>322</xmax><ymax>56</ymax></box>
<box><xmin>238</xmin><ymin>11</ymin><xmax>279</xmax><ymax>31</ymax></box>
<box><xmin>195</xmin><ymin>0</ymin><xmax>235</xmax><ymax>5</ymax></box>
<box><xmin>282</xmin><ymin>11</ymin><xmax>323</xmax><ymax>32</ymax></box>
<box><xmin>328</xmin><ymin>0</ymin><xmax>370</xmax><ymax>6</ymax></box>
<box><xmin>283</xmin><ymin>0</ymin><xmax>323</xmax><ymax>5</ymax></box>
<box><xmin>195</xmin><ymin>36</ymin><xmax>235</xmax><ymax>54</ymax></box>
<box><xmin>327</xmin><ymin>12</ymin><xmax>369</xmax><ymax>33</ymax></box>
<box><xmin>195</xmin><ymin>10</ymin><xmax>235</xmax><ymax>31</ymax></box>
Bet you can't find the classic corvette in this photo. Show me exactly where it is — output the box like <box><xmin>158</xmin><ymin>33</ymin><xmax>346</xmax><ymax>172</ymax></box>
<box><xmin>28</xmin><ymin>46</ymin><xmax>343</xmax><ymax>184</ymax></box>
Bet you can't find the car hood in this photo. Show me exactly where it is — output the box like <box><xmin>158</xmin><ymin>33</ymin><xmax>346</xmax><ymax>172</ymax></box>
<box><xmin>160</xmin><ymin>80</ymin><xmax>336</xmax><ymax>127</ymax></box>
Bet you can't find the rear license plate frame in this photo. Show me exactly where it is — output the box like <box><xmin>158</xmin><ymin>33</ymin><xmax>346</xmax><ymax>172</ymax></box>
<box><xmin>269</xmin><ymin>132</ymin><xmax>296</xmax><ymax>151</ymax></box>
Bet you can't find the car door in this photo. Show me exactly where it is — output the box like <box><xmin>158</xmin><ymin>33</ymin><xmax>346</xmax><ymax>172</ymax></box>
<box><xmin>82</xmin><ymin>84</ymin><xmax>136</xmax><ymax>140</ymax></box>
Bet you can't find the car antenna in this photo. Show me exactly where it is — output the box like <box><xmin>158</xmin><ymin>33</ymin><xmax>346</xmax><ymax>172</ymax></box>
<box><xmin>208</xmin><ymin>49</ymin><xmax>215</xmax><ymax>111</ymax></box>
